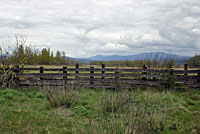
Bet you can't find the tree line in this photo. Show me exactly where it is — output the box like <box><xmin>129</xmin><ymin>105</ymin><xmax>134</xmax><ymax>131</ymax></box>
<box><xmin>9</xmin><ymin>45</ymin><xmax>66</xmax><ymax>65</ymax></box>
<box><xmin>90</xmin><ymin>59</ymin><xmax>175</xmax><ymax>69</ymax></box>
<box><xmin>0</xmin><ymin>35</ymin><xmax>83</xmax><ymax>66</ymax></box>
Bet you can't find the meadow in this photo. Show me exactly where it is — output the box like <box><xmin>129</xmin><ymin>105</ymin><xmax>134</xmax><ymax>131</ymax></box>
<box><xmin>0</xmin><ymin>87</ymin><xmax>199</xmax><ymax>134</ymax></box>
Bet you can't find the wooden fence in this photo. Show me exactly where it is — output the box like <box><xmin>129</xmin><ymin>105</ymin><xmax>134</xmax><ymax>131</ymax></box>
<box><xmin>14</xmin><ymin>64</ymin><xmax>200</xmax><ymax>89</ymax></box>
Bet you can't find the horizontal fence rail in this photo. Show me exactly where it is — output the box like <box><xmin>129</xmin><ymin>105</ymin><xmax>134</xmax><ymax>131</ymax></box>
<box><xmin>4</xmin><ymin>64</ymin><xmax>200</xmax><ymax>89</ymax></box>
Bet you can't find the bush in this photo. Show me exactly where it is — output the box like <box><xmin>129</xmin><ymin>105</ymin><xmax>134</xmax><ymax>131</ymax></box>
<box><xmin>188</xmin><ymin>55</ymin><xmax>200</xmax><ymax>68</ymax></box>
<box><xmin>90</xmin><ymin>90</ymin><xmax>169</xmax><ymax>134</ymax></box>
<box><xmin>45</xmin><ymin>88</ymin><xmax>77</xmax><ymax>108</ymax></box>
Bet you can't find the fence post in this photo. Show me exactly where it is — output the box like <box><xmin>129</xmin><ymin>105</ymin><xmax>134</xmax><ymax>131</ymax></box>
<box><xmin>115</xmin><ymin>68</ymin><xmax>121</xmax><ymax>91</ymax></box>
<box><xmin>75</xmin><ymin>64</ymin><xmax>79</xmax><ymax>80</ymax></box>
<box><xmin>198</xmin><ymin>70</ymin><xmax>200</xmax><ymax>83</ymax></box>
<box><xmin>184</xmin><ymin>64</ymin><xmax>188</xmax><ymax>76</ymax></box>
<box><xmin>102</xmin><ymin>64</ymin><xmax>105</xmax><ymax>79</ymax></box>
<box><xmin>15</xmin><ymin>65</ymin><xmax>20</xmax><ymax>87</ymax></box>
<box><xmin>169</xmin><ymin>68</ymin><xmax>174</xmax><ymax>89</ymax></box>
<box><xmin>90</xmin><ymin>67</ymin><xmax>94</xmax><ymax>89</ymax></box>
<box><xmin>101</xmin><ymin>64</ymin><xmax>105</xmax><ymax>88</ymax></box>
<box><xmin>142</xmin><ymin>65</ymin><xmax>147</xmax><ymax>80</ymax></box>
<box><xmin>16</xmin><ymin>65</ymin><xmax>19</xmax><ymax>73</ymax></box>
<box><xmin>40</xmin><ymin>67</ymin><xmax>44</xmax><ymax>87</ymax></box>
<box><xmin>40</xmin><ymin>67</ymin><xmax>44</xmax><ymax>73</ymax></box>
<box><xmin>63</xmin><ymin>67</ymin><xmax>67</xmax><ymax>90</ymax></box>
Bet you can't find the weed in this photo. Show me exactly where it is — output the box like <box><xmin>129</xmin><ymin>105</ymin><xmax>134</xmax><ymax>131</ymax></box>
<box><xmin>45</xmin><ymin>87</ymin><xmax>77</xmax><ymax>108</ymax></box>
<box><xmin>88</xmin><ymin>89</ymin><xmax>171</xmax><ymax>134</ymax></box>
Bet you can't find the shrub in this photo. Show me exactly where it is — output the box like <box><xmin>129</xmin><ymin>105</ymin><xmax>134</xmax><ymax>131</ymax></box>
<box><xmin>90</xmin><ymin>90</ymin><xmax>169</xmax><ymax>134</ymax></box>
<box><xmin>45</xmin><ymin>88</ymin><xmax>77</xmax><ymax>108</ymax></box>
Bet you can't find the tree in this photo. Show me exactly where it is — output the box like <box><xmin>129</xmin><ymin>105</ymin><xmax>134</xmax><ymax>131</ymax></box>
<box><xmin>61</xmin><ymin>51</ymin><xmax>66</xmax><ymax>65</ymax></box>
<box><xmin>49</xmin><ymin>51</ymin><xmax>53</xmax><ymax>64</ymax></box>
<box><xmin>39</xmin><ymin>48</ymin><xmax>51</xmax><ymax>65</ymax></box>
<box><xmin>188</xmin><ymin>55</ymin><xmax>200</xmax><ymax>68</ymax></box>
<box><xmin>9</xmin><ymin>34</ymin><xmax>32</xmax><ymax>67</ymax></box>
<box><xmin>55</xmin><ymin>50</ymin><xmax>61</xmax><ymax>65</ymax></box>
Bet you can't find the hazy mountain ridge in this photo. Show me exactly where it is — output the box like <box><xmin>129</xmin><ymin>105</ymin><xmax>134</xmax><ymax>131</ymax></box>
<box><xmin>66</xmin><ymin>52</ymin><xmax>192</xmax><ymax>64</ymax></box>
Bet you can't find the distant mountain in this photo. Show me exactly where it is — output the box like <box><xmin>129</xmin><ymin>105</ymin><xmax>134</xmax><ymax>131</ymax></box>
<box><xmin>65</xmin><ymin>56</ymin><xmax>91</xmax><ymax>64</ymax></box>
<box><xmin>88</xmin><ymin>52</ymin><xmax>191</xmax><ymax>64</ymax></box>
<box><xmin>66</xmin><ymin>52</ymin><xmax>191</xmax><ymax>64</ymax></box>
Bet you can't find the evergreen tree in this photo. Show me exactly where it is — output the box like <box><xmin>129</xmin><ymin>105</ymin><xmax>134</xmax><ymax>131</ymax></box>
<box><xmin>55</xmin><ymin>50</ymin><xmax>61</xmax><ymax>65</ymax></box>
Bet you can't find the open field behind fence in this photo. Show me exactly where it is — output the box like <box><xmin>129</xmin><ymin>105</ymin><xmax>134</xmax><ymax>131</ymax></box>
<box><xmin>11</xmin><ymin>64</ymin><xmax>200</xmax><ymax>89</ymax></box>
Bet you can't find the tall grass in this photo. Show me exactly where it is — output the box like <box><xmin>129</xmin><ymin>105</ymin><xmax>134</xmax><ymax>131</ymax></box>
<box><xmin>0</xmin><ymin>87</ymin><xmax>199</xmax><ymax>134</ymax></box>
<box><xmin>44</xmin><ymin>87</ymin><xmax>172</xmax><ymax>134</ymax></box>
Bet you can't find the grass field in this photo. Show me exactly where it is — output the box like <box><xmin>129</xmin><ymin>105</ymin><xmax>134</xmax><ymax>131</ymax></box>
<box><xmin>0</xmin><ymin>87</ymin><xmax>199</xmax><ymax>134</ymax></box>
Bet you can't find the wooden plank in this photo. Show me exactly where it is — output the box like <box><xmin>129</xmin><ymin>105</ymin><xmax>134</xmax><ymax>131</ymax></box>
<box><xmin>18</xmin><ymin>79</ymin><xmax>200</xmax><ymax>89</ymax></box>
<box><xmin>22</xmin><ymin>68</ymin><xmax>41</xmax><ymax>71</ymax></box>
<box><xmin>18</xmin><ymin>80</ymin><xmax>115</xmax><ymax>88</ymax></box>
<box><xmin>16</xmin><ymin>73</ymin><xmax>65</xmax><ymax>78</ymax></box>
<box><xmin>3</xmin><ymin>67</ymin><xmax>200</xmax><ymax>73</ymax></box>
<box><xmin>16</xmin><ymin>72</ymin><xmax>165</xmax><ymax>79</ymax></box>
<box><xmin>121</xmin><ymin>80</ymin><xmax>162</xmax><ymax>86</ymax></box>
<box><xmin>18</xmin><ymin>80</ymin><xmax>64</xmax><ymax>86</ymax></box>
<box><xmin>18</xmin><ymin>81</ymin><xmax>168</xmax><ymax>89</ymax></box>
<box><xmin>18</xmin><ymin>79</ymin><xmax>115</xmax><ymax>84</ymax></box>
<box><xmin>18</xmin><ymin>79</ymin><xmax>163</xmax><ymax>86</ymax></box>
<box><xmin>175</xmin><ymin>75</ymin><xmax>198</xmax><ymax>79</ymax></box>
<box><xmin>21</xmin><ymin>78</ymin><xmax>114</xmax><ymax>82</ymax></box>
<box><xmin>16</xmin><ymin>73</ymin><xmax>116</xmax><ymax>77</ymax></box>
<box><xmin>16</xmin><ymin>73</ymin><xmax>199</xmax><ymax>80</ymax></box>
<box><xmin>173</xmin><ymin>70</ymin><xmax>200</xmax><ymax>74</ymax></box>
<box><xmin>19</xmin><ymin>68</ymin><xmax>163</xmax><ymax>72</ymax></box>
<box><xmin>120</xmin><ymin>73</ymin><xmax>141</xmax><ymax>77</ymax></box>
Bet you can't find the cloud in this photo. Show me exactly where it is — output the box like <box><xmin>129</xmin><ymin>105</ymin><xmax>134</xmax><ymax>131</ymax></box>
<box><xmin>100</xmin><ymin>43</ymin><xmax>129</xmax><ymax>51</ymax></box>
<box><xmin>0</xmin><ymin>0</ymin><xmax>199</xmax><ymax>58</ymax></box>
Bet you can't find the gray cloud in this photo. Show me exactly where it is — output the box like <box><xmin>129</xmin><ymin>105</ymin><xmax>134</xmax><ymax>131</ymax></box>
<box><xmin>0</xmin><ymin>0</ymin><xmax>199</xmax><ymax>58</ymax></box>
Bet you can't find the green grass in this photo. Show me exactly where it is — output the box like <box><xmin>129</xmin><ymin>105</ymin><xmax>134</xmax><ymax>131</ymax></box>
<box><xmin>0</xmin><ymin>88</ymin><xmax>199</xmax><ymax>134</ymax></box>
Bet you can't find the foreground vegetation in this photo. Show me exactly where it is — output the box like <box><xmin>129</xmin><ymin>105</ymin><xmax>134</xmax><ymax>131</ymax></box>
<box><xmin>0</xmin><ymin>87</ymin><xmax>199</xmax><ymax>134</ymax></box>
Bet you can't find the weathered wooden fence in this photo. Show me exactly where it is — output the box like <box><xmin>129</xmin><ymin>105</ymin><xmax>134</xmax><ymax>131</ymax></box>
<box><xmin>15</xmin><ymin>64</ymin><xmax>200</xmax><ymax>89</ymax></box>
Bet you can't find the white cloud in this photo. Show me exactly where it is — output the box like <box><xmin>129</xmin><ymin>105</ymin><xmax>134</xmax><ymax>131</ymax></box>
<box><xmin>0</xmin><ymin>0</ymin><xmax>200</xmax><ymax>57</ymax></box>
<box><xmin>100</xmin><ymin>43</ymin><xmax>129</xmax><ymax>51</ymax></box>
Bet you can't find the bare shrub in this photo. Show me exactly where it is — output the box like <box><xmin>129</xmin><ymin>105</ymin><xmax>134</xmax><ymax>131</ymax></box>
<box><xmin>44</xmin><ymin>86</ymin><xmax>77</xmax><ymax>108</ymax></box>
<box><xmin>144</xmin><ymin>52</ymin><xmax>175</xmax><ymax>69</ymax></box>
<box><xmin>90</xmin><ymin>89</ymin><xmax>169</xmax><ymax>134</ymax></box>
<box><xmin>0</xmin><ymin>41</ymin><xmax>16</xmax><ymax>88</ymax></box>
<box><xmin>0</xmin><ymin>34</ymin><xmax>34</xmax><ymax>89</ymax></box>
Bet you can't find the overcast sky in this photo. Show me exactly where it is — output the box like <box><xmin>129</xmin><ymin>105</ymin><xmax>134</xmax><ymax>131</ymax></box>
<box><xmin>0</xmin><ymin>0</ymin><xmax>200</xmax><ymax>58</ymax></box>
